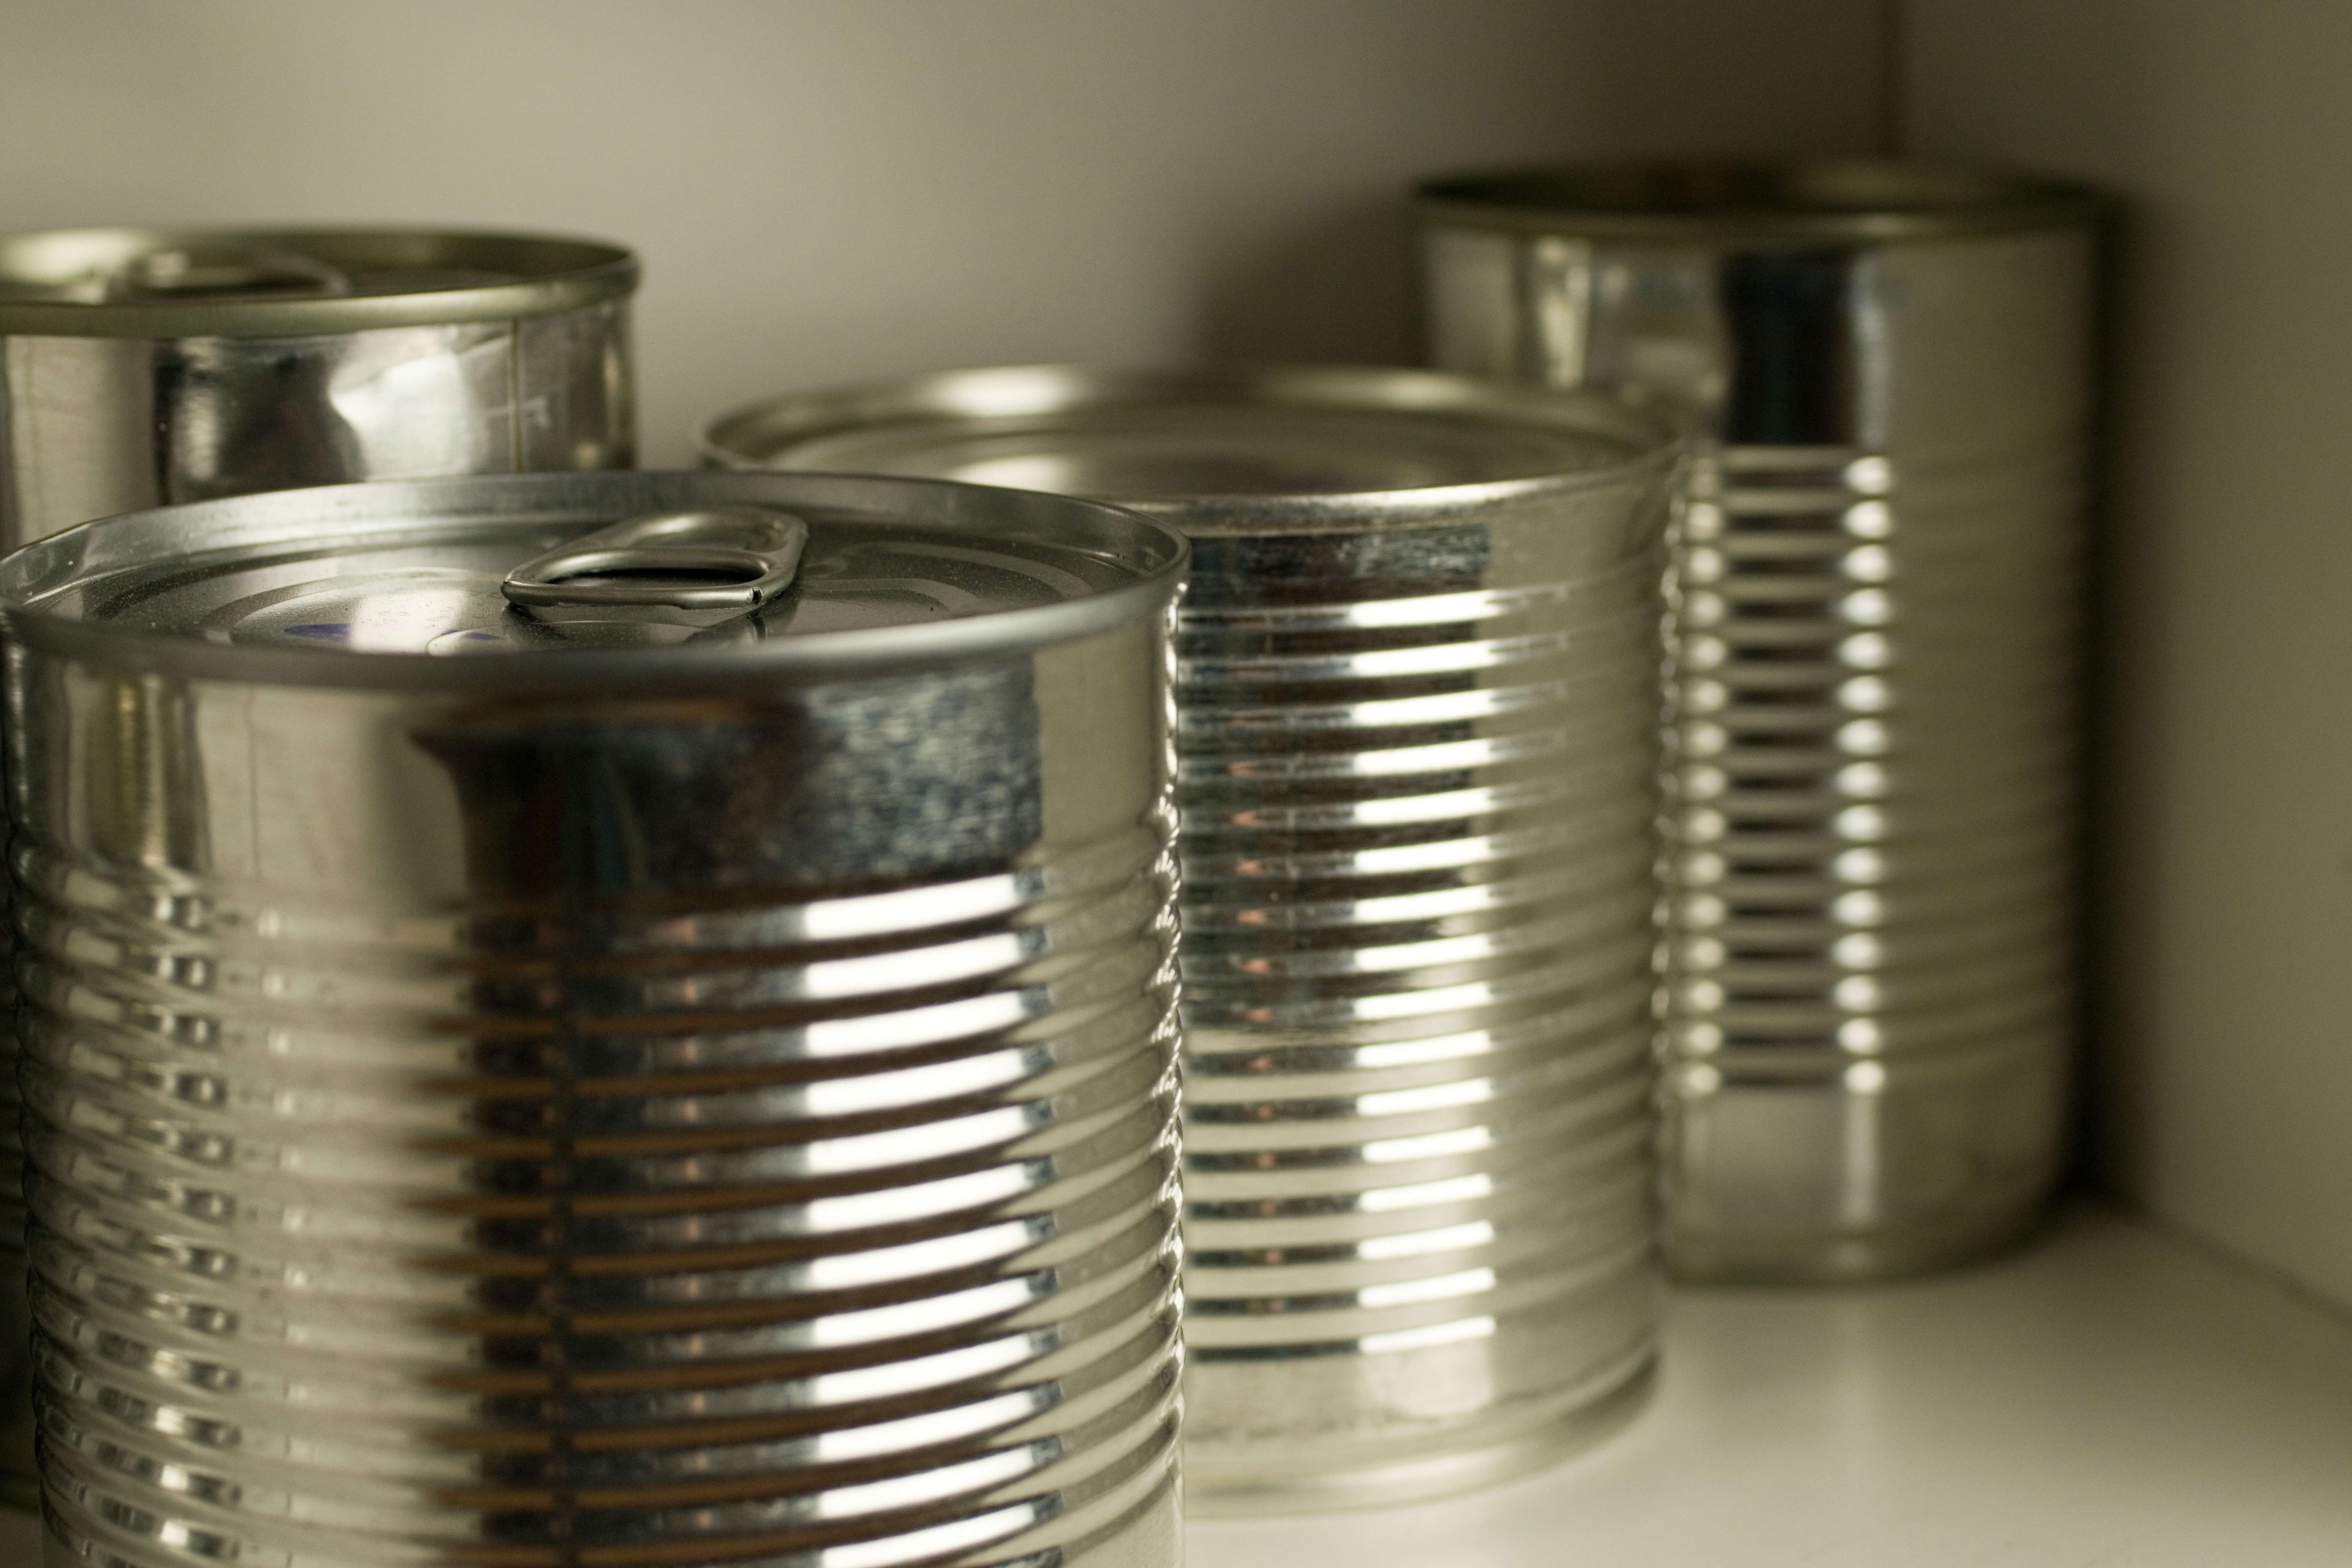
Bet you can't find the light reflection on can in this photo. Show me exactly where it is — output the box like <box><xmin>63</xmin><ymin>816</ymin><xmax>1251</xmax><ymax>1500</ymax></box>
<box><xmin>1416</xmin><ymin>159</ymin><xmax>2102</xmax><ymax>1280</ymax></box>
<box><xmin>0</xmin><ymin>225</ymin><xmax>642</xmax><ymax>1503</ymax></box>
<box><xmin>704</xmin><ymin>366</ymin><xmax>1680</xmax><ymax>1512</ymax></box>
<box><xmin>0</xmin><ymin>470</ymin><xmax>1187</xmax><ymax>1567</ymax></box>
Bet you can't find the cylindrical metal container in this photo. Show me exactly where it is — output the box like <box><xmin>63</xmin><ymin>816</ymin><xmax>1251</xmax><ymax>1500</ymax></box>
<box><xmin>1415</xmin><ymin>160</ymin><xmax>2102</xmax><ymax>1281</ymax></box>
<box><xmin>0</xmin><ymin>226</ymin><xmax>639</xmax><ymax>547</ymax></box>
<box><xmin>0</xmin><ymin>223</ymin><xmax>640</xmax><ymax>1504</ymax></box>
<box><xmin>0</xmin><ymin>224</ymin><xmax>640</xmax><ymax>1506</ymax></box>
<box><xmin>0</xmin><ymin>471</ymin><xmax>1187</xmax><ymax>1568</ymax></box>
<box><xmin>703</xmin><ymin>366</ymin><xmax>1680</xmax><ymax>1514</ymax></box>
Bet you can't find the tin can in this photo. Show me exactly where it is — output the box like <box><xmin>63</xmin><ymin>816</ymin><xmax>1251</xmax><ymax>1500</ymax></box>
<box><xmin>0</xmin><ymin>225</ymin><xmax>641</xmax><ymax>1504</ymax></box>
<box><xmin>1414</xmin><ymin>160</ymin><xmax>2102</xmax><ymax>1280</ymax></box>
<box><xmin>704</xmin><ymin>366</ymin><xmax>1680</xmax><ymax>1513</ymax></box>
<box><xmin>0</xmin><ymin>471</ymin><xmax>1187</xmax><ymax>1568</ymax></box>
<box><xmin>0</xmin><ymin>226</ymin><xmax>639</xmax><ymax>546</ymax></box>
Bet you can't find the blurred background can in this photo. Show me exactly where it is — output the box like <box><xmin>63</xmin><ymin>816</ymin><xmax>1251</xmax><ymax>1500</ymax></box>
<box><xmin>705</xmin><ymin>365</ymin><xmax>1679</xmax><ymax>1513</ymax></box>
<box><xmin>1415</xmin><ymin>160</ymin><xmax>2102</xmax><ymax>1281</ymax></box>
<box><xmin>0</xmin><ymin>225</ymin><xmax>639</xmax><ymax>544</ymax></box>
<box><xmin>0</xmin><ymin>470</ymin><xmax>1186</xmax><ymax>1567</ymax></box>
<box><xmin>0</xmin><ymin>224</ymin><xmax>639</xmax><ymax>1506</ymax></box>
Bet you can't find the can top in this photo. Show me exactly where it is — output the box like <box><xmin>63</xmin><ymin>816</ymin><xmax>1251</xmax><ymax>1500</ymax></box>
<box><xmin>1415</xmin><ymin>157</ymin><xmax>2103</xmax><ymax>244</ymax></box>
<box><xmin>0</xmin><ymin>226</ymin><xmax>639</xmax><ymax>338</ymax></box>
<box><xmin>0</xmin><ymin>470</ymin><xmax>1187</xmax><ymax>688</ymax></box>
<box><xmin>701</xmin><ymin>365</ymin><xmax>1678</xmax><ymax>536</ymax></box>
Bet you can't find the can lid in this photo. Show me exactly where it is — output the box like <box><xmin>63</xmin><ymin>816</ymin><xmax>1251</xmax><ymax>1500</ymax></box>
<box><xmin>0</xmin><ymin>471</ymin><xmax>1186</xmax><ymax>687</ymax></box>
<box><xmin>0</xmin><ymin>226</ymin><xmax>639</xmax><ymax>337</ymax></box>
<box><xmin>702</xmin><ymin>365</ymin><xmax>1678</xmax><ymax>535</ymax></box>
<box><xmin>1414</xmin><ymin>158</ymin><xmax>2104</xmax><ymax>244</ymax></box>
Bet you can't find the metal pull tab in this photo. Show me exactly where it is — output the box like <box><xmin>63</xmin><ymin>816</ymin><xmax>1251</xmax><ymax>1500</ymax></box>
<box><xmin>502</xmin><ymin>508</ymin><xmax>809</xmax><ymax>628</ymax></box>
<box><xmin>106</xmin><ymin>246</ymin><xmax>352</xmax><ymax>301</ymax></box>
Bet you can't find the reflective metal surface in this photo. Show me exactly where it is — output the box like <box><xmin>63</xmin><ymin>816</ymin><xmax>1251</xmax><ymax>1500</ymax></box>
<box><xmin>1417</xmin><ymin>159</ymin><xmax>2101</xmax><ymax>1281</ymax></box>
<box><xmin>0</xmin><ymin>229</ymin><xmax>638</xmax><ymax>1505</ymax></box>
<box><xmin>0</xmin><ymin>226</ymin><xmax>638</xmax><ymax>551</ymax></box>
<box><xmin>502</xmin><ymin>507</ymin><xmax>811</xmax><ymax>628</ymax></box>
<box><xmin>704</xmin><ymin>365</ymin><xmax>1679</xmax><ymax>1513</ymax></box>
<box><xmin>0</xmin><ymin>471</ymin><xmax>1187</xmax><ymax>1567</ymax></box>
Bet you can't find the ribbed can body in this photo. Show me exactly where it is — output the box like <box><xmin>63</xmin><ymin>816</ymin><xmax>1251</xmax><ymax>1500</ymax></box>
<box><xmin>1416</xmin><ymin>161</ymin><xmax>2098</xmax><ymax>1280</ymax></box>
<box><xmin>0</xmin><ymin>228</ymin><xmax>641</xmax><ymax>1503</ymax></box>
<box><xmin>695</xmin><ymin>366</ymin><xmax>1681</xmax><ymax>1511</ymax></box>
<box><xmin>1175</xmin><ymin>492</ymin><xmax>1670</xmax><ymax>1508</ymax></box>
<box><xmin>0</xmin><ymin>475</ymin><xmax>1185</xmax><ymax>1567</ymax></box>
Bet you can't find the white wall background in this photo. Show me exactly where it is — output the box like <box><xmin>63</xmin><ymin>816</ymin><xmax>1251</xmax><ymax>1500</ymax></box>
<box><xmin>1907</xmin><ymin>0</ymin><xmax>2352</xmax><ymax>1308</ymax></box>
<box><xmin>0</xmin><ymin>0</ymin><xmax>1885</xmax><ymax>464</ymax></box>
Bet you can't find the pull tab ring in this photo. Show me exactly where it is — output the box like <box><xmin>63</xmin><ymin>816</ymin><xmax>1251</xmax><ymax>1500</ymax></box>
<box><xmin>106</xmin><ymin>246</ymin><xmax>352</xmax><ymax>301</ymax></box>
<box><xmin>502</xmin><ymin>508</ymin><xmax>809</xmax><ymax>628</ymax></box>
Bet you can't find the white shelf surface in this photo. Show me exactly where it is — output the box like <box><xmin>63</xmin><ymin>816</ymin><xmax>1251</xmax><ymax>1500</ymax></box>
<box><xmin>4</xmin><ymin>1205</ymin><xmax>2347</xmax><ymax>1566</ymax></box>
<box><xmin>1194</xmin><ymin>1204</ymin><xmax>2352</xmax><ymax>1567</ymax></box>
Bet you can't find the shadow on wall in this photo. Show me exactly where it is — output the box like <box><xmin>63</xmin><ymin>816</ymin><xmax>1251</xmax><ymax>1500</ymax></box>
<box><xmin>2073</xmin><ymin>191</ymin><xmax>2137</xmax><ymax>1200</ymax></box>
<box><xmin>1196</xmin><ymin>201</ymin><xmax>1416</xmax><ymax>367</ymax></box>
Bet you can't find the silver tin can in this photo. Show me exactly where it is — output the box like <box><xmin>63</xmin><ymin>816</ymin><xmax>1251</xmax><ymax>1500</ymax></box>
<box><xmin>0</xmin><ymin>225</ymin><xmax>638</xmax><ymax>548</ymax></box>
<box><xmin>0</xmin><ymin>225</ymin><xmax>639</xmax><ymax>1505</ymax></box>
<box><xmin>0</xmin><ymin>471</ymin><xmax>1187</xmax><ymax>1568</ymax></box>
<box><xmin>703</xmin><ymin>366</ymin><xmax>1679</xmax><ymax>1514</ymax></box>
<box><xmin>1415</xmin><ymin>160</ymin><xmax>2102</xmax><ymax>1280</ymax></box>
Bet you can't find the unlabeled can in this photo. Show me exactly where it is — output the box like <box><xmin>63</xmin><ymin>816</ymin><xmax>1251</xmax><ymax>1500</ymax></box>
<box><xmin>0</xmin><ymin>225</ymin><xmax>639</xmax><ymax>545</ymax></box>
<box><xmin>0</xmin><ymin>224</ymin><xmax>640</xmax><ymax>1505</ymax></box>
<box><xmin>704</xmin><ymin>366</ymin><xmax>1680</xmax><ymax>1514</ymax></box>
<box><xmin>0</xmin><ymin>471</ymin><xmax>1187</xmax><ymax>1568</ymax></box>
<box><xmin>1415</xmin><ymin>160</ymin><xmax>2102</xmax><ymax>1281</ymax></box>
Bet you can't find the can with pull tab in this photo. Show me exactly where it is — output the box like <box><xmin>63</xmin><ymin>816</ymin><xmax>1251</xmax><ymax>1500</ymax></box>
<box><xmin>1</xmin><ymin>470</ymin><xmax>1187</xmax><ymax>1568</ymax></box>
<box><xmin>0</xmin><ymin>226</ymin><xmax>641</xmax><ymax>1503</ymax></box>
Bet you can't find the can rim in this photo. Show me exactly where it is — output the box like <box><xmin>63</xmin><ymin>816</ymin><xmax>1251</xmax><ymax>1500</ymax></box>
<box><xmin>0</xmin><ymin>226</ymin><xmax>640</xmax><ymax>337</ymax></box>
<box><xmin>1413</xmin><ymin>157</ymin><xmax>2105</xmax><ymax>244</ymax></box>
<box><xmin>0</xmin><ymin>470</ymin><xmax>1189</xmax><ymax>689</ymax></box>
<box><xmin>699</xmin><ymin>363</ymin><xmax>1685</xmax><ymax>535</ymax></box>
